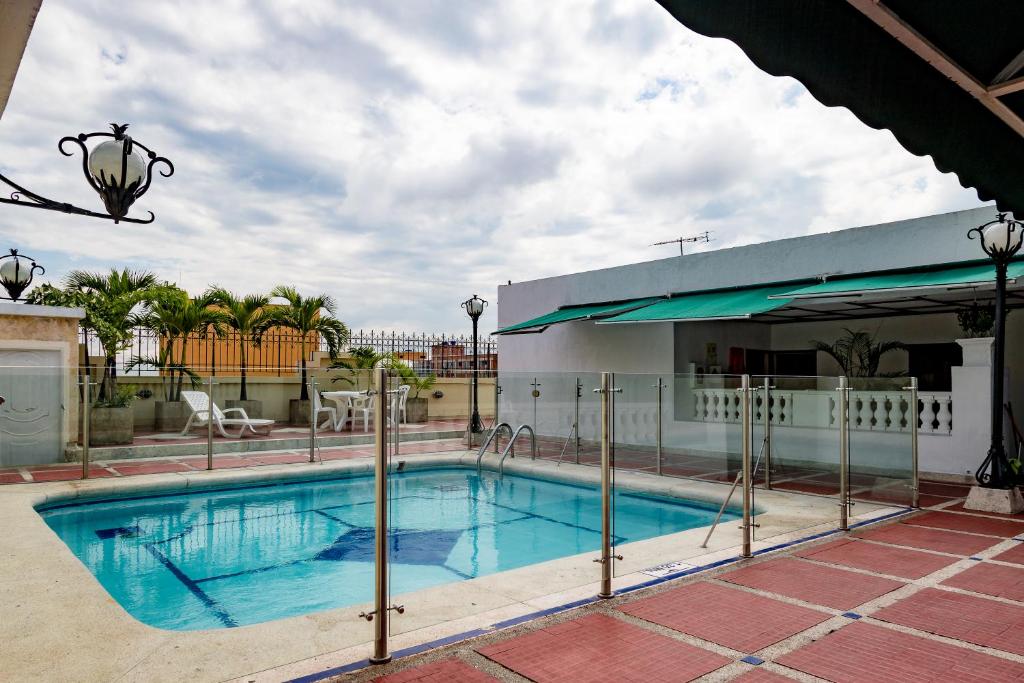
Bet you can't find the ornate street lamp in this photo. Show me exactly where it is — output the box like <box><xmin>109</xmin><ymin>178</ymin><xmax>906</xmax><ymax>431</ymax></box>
<box><xmin>0</xmin><ymin>123</ymin><xmax>173</xmax><ymax>224</ymax></box>
<box><xmin>462</xmin><ymin>294</ymin><xmax>488</xmax><ymax>436</ymax></box>
<box><xmin>0</xmin><ymin>249</ymin><xmax>43</xmax><ymax>301</ymax></box>
<box><xmin>968</xmin><ymin>212</ymin><xmax>1023</xmax><ymax>489</ymax></box>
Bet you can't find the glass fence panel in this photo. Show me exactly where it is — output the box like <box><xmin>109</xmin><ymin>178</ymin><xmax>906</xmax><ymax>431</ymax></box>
<box><xmin>389</xmin><ymin>370</ymin><xmax>606</xmax><ymax>638</ymax></box>
<box><xmin>761</xmin><ymin>375</ymin><xmax>842</xmax><ymax>498</ymax></box>
<box><xmin>613</xmin><ymin>373</ymin><xmax>743</xmax><ymax>578</ymax></box>
<box><xmin>0</xmin><ymin>364</ymin><xmax>74</xmax><ymax>475</ymax></box>
<box><xmin>848</xmin><ymin>376</ymin><xmax>915</xmax><ymax>508</ymax></box>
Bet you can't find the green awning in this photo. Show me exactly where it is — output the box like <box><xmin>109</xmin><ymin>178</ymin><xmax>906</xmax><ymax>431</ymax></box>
<box><xmin>776</xmin><ymin>261</ymin><xmax>1024</xmax><ymax>300</ymax></box>
<box><xmin>494</xmin><ymin>297</ymin><xmax>663</xmax><ymax>335</ymax></box>
<box><xmin>599</xmin><ymin>284</ymin><xmax>797</xmax><ymax>324</ymax></box>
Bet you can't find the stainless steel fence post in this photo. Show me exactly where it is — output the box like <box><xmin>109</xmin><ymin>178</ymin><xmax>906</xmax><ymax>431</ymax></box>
<box><xmin>741</xmin><ymin>374</ymin><xmax>753</xmax><ymax>558</ymax></box>
<box><xmin>309</xmin><ymin>377</ymin><xmax>317</xmax><ymax>463</ymax></box>
<box><xmin>654</xmin><ymin>377</ymin><xmax>664</xmax><ymax>475</ymax></box>
<box><xmin>393</xmin><ymin>380</ymin><xmax>400</xmax><ymax>457</ymax></box>
<box><xmin>494</xmin><ymin>381</ymin><xmax>501</xmax><ymax>453</ymax></box>
<box><xmin>81</xmin><ymin>379</ymin><xmax>91</xmax><ymax>480</ymax></box>
<box><xmin>368</xmin><ymin>367</ymin><xmax>392</xmax><ymax>664</ymax></box>
<box><xmin>575</xmin><ymin>377</ymin><xmax>581</xmax><ymax>464</ymax></box>
<box><xmin>597</xmin><ymin>371</ymin><xmax>614</xmax><ymax>598</ymax></box>
<box><xmin>207</xmin><ymin>375</ymin><xmax>214</xmax><ymax>471</ymax></box>
<box><xmin>763</xmin><ymin>376</ymin><xmax>773</xmax><ymax>490</ymax></box>
<box><xmin>908</xmin><ymin>376</ymin><xmax>920</xmax><ymax>508</ymax></box>
<box><xmin>838</xmin><ymin>375</ymin><xmax>850</xmax><ymax>531</ymax></box>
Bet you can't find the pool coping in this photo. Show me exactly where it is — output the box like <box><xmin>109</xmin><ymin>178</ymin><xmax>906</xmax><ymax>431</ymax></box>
<box><xmin>0</xmin><ymin>453</ymin><xmax>902</xmax><ymax>682</ymax></box>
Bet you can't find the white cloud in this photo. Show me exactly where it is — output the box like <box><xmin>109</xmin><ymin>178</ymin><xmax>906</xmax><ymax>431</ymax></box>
<box><xmin>0</xmin><ymin>0</ymin><xmax>985</xmax><ymax>332</ymax></box>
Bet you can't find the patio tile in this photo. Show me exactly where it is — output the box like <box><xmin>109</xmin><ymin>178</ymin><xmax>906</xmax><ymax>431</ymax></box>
<box><xmin>873</xmin><ymin>587</ymin><xmax>1024</xmax><ymax>656</ymax></box>
<box><xmin>476</xmin><ymin>613</ymin><xmax>730</xmax><ymax>682</ymax></box>
<box><xmin>992</xmin><ymin>543</ymin><xmax>1024</xmax><ymax>565</ymax></box>
<box><xmin>920</xmin><ymin>493</ymin><xmax>960</xmax><ymax>507</ymax></box>
<box><xmin>0</xmin><ymin>471</ymin><xmax>25</xmax><ymax>483</ymax></box>
<box><xmin>109</xmin><ymin>462</ymin><xmax>194</xmax><ymax>475</ymax></box>
<box><xmin>777</xmin><ymin>621</ymin><xmax>1024</xmax><ymax>682</ymax></box>
<box><xmin>30</xmin><ymin>467</ymin><xmax>114</xmax><ymax>481</ymax></box>
<box><xmin>795</xmin><ymin>538</ymin><xmax>958</xmax><ymax>579</ymax></box>
<box><xmin>618</xmin><ymin>581</ymin><xmax>829</xmax><ymax>652</ymax></box>
<box><xmin>771</xmin><ymin>480</ymin><xmax>839</xmax><ymax>495</ymax></box>
<box><xmin>942</xmin><ymin>562</ymin><xmax>1024</xmax><ymax>602</ymax></box>
<box><xmin>718</xmin><ymin>558</ymin><xmax>904</xmax><ymax>610</ymax></box>
<box><xmin>918</xmin><ymin>481</ymin><xmax>972</xmax><ymax>497</ymax></box>
<box><xmin>856</xmin><ymin>522</ymin><xmax>1001</xmax><ymax>556</ymax></box>
<box><xmin>373</xmin><ymin>658</ymin><xmax>496</xmax><ymax>682</ymax></box>
<box><xmin>943</xmin><ymin>500</ymin><xmax>1024</xmax><ymax>519</ymax></box>
<box><xmin>902</xmin><ymin>510</ymin><xmax>1024</xmax><ymax>537</ymax></box>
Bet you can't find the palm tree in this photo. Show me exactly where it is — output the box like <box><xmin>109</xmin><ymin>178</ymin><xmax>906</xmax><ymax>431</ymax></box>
<box><xmin>811</xmin><ymin>327</ymin><xmax>906</xmax><ymax>377</ymax></box>
<box><xmin>269</xmin><ymin>285</ymin><xmax>349</xmax><ymax>401</ymax></box>
<box><xmin>65</xmin><ymin>268</ymin><xmax>159</xmax><ymax>399</ymax></box>
<box><xmin>209</xmin><ymin>287</ymin><xmax>273</xmax><ymax>401</ymax></box>
<box><xmin>132</xmin><ymin>288</ymin><xmax>228</xmax><ymax>401</ymax></box>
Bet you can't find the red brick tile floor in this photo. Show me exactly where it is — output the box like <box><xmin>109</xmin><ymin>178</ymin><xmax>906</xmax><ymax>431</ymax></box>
<box><xmin>343</xmin><ymin>503</ymin><xmax>1024</xmax><ymax>683</ymax></box>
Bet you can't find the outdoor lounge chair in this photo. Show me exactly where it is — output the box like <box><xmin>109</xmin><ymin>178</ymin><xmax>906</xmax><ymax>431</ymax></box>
<box><xmin>312</xmin><ymin>390</ymin><xmax>346</xmax><ymax>432</ymax></box>
<box><xmin>180</xmin><ymin>391</ymin><xmax>275</xmax><ymax>438</ymax></box>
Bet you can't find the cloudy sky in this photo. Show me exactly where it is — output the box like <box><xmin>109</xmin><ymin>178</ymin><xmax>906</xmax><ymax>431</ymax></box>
<box><xmin>0</xmin><ymin>0</ymin><xmax>986</xmax><ymax>332</ymax></box>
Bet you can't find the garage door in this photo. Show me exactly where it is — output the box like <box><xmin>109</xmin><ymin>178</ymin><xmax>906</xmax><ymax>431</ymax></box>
<box><xmin>0</xmin><ymin>350</ymin><xmax>62</xmax><ymax>467</ymax></box>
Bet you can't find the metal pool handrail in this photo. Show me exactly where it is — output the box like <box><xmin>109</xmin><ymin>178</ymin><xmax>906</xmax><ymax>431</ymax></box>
<box><xmin>476</xmin><ymin>423</ymin><xmax>514</xmax><ymax>471</ymax></box>
<box><xmin>499</xmin><ymin>424</ymin><xmax>536</xmax><ymax>476</ymax></box>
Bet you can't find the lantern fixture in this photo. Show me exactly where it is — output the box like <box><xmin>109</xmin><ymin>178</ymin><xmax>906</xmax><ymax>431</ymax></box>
<box><xmin>0</xmin><ymin>123</ymin><xmax>173</xmax><ymax>224</ymax></box>
<box><xmin>461</xmin><ymin>294</ymin><xmax>488</xmax><ymax>436</ymax></box>
<box><xmin>967</xmin><ymin>213</ymin><xmax>1023</xmax><ymax>489</ymax></box>
<box><xmin>0</xmin><ymin>249</ymin><xmax>43</xmax><ymax>301</ymax></box>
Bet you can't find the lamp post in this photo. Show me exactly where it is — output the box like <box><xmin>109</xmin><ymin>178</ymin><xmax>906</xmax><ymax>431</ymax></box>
<box><xmin>0</xmin><ymin>249</ymin><xmax>43</xmax><ymax>301</ymax></box>
<box><xmin>0</xmin><ymin>123</ymin><xmax>173</xmax><ymax>224</ymax></box>
<box><xmin>462</xmin><ymin>294</ymin><xmax>487</xmax><ymax>439</ymax></box>
<box><xmin>968</xmin><ymin>213</ymin><xmax>1023</xmax><ymax>489</ymax></box>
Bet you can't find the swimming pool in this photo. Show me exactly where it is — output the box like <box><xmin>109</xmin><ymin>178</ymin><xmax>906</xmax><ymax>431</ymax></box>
<box><xmin>39</xmin><ymin>467</ymin><xmax>737</xmax><ymax>631</ymax></box>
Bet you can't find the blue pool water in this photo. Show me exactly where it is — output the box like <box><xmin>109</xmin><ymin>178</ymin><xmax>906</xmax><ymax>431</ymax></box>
<box><xmin>39</xmin><ymin>467</ymin><xmax>736</xmax><ymax>631</ymax></box>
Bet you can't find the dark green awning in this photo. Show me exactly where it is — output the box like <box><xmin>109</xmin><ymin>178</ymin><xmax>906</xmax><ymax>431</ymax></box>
<box><xmin>776</xmin><ymin>261</ymin><xmax>1024</xmax><ymax>300</ymax></box>
<box><xmin>599</xmin><ymin>285</ymin><xmax>797</xmax><ymax>324</ymax></box>
<box><xmin>654</xmin><ymin>1</ymin><xmax>1024</xmax><ymax>215</ymax></box>
<box><xmin>494</xmin><ymin>297</ymin><xmax>663</xmax><ymax>335</ymax></box>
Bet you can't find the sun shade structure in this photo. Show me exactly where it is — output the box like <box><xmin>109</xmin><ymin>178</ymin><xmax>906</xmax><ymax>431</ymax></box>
<box><xmin>599</xmin><ymin>284</ymin><xmax>800</xmax><ymax>324</ymax></box>
<box><xmin>494</xmin><ymin>297</ymin><xmax>663</xmax><ymax>335</ymax></box>
<box><xmin>654</xmin><ymin>0</ymin><xmax>1024</xmax><ymax>215</ymax></box>
<box><xmin>777</xmin><ymin>261</ymin><xmax>1024</xmax><ymax>300</ymax></box>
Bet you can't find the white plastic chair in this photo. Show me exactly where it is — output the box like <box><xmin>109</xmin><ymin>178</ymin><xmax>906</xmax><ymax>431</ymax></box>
<box><xmin>180</xmin><ymin>391</ymin><xmax>275</xmax><ymax>438</ymax></box>
<box><xmin>312</xmin><ymin>391</ymin><xmax>346</xmax><ymax>432</ymax></box>
<box><xmin>349</xmin><ymin>391</ymin><xmax>374</xmax><ymax>432</ymax></box>
<box><xmin>396</xmin><ymin>384</ymin><xmax>410</xmax><ymax>424</ymax></box>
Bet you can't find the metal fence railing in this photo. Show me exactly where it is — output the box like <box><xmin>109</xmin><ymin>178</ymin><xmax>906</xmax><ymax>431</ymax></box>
<box><xmin>80</xmin><ymin>328</ymin><xmax>498</xmax><ymax>377</ymax></box>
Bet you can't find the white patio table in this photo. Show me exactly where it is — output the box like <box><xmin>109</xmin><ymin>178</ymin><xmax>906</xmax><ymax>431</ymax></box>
<box><xmin>321</xmin><ymin>389</ymin><xmax>401</xmax><ymax>431</ymax></box>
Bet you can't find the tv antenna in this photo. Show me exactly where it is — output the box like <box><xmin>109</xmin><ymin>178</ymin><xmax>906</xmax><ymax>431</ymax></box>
<box><xmin>652</xmin><ymin>231</ymin><xmax>710</xmax><ymax>256</ymax></box>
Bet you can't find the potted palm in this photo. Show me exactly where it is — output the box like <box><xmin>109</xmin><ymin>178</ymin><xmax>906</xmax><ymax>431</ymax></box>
<box><xmin>329</xmin><ymin>346</ymin><xmax>393</xmax><ymax>390</ymax></box>
<box><xmin>395</xmin><ymin>361</ymin><xmax>436</xmax><ymax>423</ymax></box>
<box><xmin>210</xmin><ymin>287</ymin><xmax>273</xmax><ymax>418</ymax></box>
<box><xmin>269</xmin><ymin>286</ymin><xmax>349</xmax><ymax>425</ymax></box>
<box><xmin>65</xmin><ymin>268</ymin><xmax>158</xmax><ymax>444</ymax></box>
<box><xmin>810</xmin><ymin>327</ymin><xmax>906</xmax><ymax>377</ymax></box>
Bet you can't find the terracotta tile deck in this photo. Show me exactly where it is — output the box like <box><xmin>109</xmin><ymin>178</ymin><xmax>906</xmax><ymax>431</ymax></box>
<box><xmin>942</xmin><ymin>562</ymin><xmax>1024</xmax><ymax>602</ymax></box>
<box><xmin>855</xmin><ymin>521</ymin><xmax>999</xmax><ymax>555</ymax></box>
<box><xmin>618</xmin><ymin>581</ymin><xmax>829</xmax><ymax>652</ymax></box>
<box><xmin>993</xmin><ymin>542</ymin><xmax>1024</xmax><ymax>565</ymax></box>
<box><xmin>796</xmin><ymin>537</ymin><xmax>959</xmax><ymax>579</ymax></box>
<box><xmin>718</xmin><ymin>557</ymin><xmax>905</xmax><ymax>610</ymax></box>
<box><xmin>902</xmin><ymin>510</ymin><xmax>1024</xmax><ymax>537</ymax></box>
<box><xmin>776</xmin><ymin>621</ymin><xmax>1024</xmax><ymax>683</ymax></box>
<box><xmin>477</xmin><ymin>613</ymin><xmax>730</xmax><ymax>682</ymax></box>
<box><xmin>373</xmin><ymin>659</ymin><xmax>497</xmax><ymax>682</ymax></box>
<box><xmin>873</xmin><ymin>587</ymin><xmax>1024</xmax><ymax>656</ymax></box>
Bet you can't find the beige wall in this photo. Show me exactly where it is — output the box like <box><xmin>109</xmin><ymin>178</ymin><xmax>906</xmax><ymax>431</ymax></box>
<box><xmin>125</xmin><ymin>374</ymin><xmax>496</xmax><ymax>428</ymax></box>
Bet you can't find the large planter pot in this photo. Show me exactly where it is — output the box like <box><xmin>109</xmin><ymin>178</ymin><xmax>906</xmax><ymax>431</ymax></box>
<box><xmin>90</xmin><ymin>406</ymin><xmax>133</xmax><ymax>446</ymax></box>
<box><xmin>957</xmin><ymin>337</ymin><xmax>994</xmax><ymax>367</ymax></box>
<box><xmin>406</xmin><ymin>396</ymin><xmax>428</xmax><ymax>423</ymax></box>
<box><xmin>155</xmin><ymin>400</ymin><xmax>191</xmax><ymax>432</ymax></box>
<box><xmin>289</xmin><ymin>399</ymin><xmax>311</xmax><ymax>426</ymax></box>
<box><xmin>226</xmin><ymin>399</ymin><xmax>263</xmax><ymax>419</ymax></box>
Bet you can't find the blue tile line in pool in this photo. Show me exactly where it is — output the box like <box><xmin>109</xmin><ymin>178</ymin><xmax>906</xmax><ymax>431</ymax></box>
<box><xmin>286</xmin><ymin>506</ymin><xmax>915</xmax><ymax>683</ymax></box>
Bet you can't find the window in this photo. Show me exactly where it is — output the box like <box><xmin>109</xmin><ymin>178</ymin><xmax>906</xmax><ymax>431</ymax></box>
<box><xmin>907</xmin><ymin>343</ymin><xmax>962</xmax><ymax>391</ymax></box>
